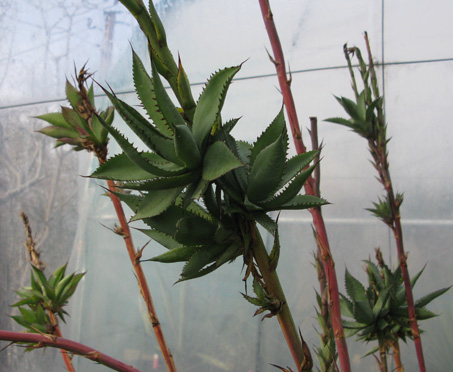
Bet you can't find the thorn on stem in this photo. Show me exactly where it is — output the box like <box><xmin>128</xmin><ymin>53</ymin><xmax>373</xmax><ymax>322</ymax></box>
<box><xmin>266</xmin><ymin>48</ymin><xmax>279</xmax><ymax>66</ymax></box>
<box><xmin>135</xmin><ymin>241</ymin><xmax>151</xmax><ymax>265</ymax></box>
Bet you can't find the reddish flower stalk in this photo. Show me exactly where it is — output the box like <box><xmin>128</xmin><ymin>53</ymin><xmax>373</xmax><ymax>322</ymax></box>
<box><xmin>362</xmin><ymin>32</ymin><xmax>426</xmax><ymax>372</ymax></box>
<box><xmin>257</xmin><ymin>1</ymin><xmax>351</xmax><ymax>371</ymax></box>
<box><xmin>101</xmin><ymin>169</ymin><xmax>177</xmax><ymax>372</ymax></box>
<box><xmin>50</xmin><ymin>313</ymin><xmax>76</xmax><ymax>372</ymax></box>
<box><xmin>0</xmin><ymin>330</ymin><xmax>141</xmax><ymax>372</ymax></box>
<box><xmin>77</xmin><ymin>68</ymin><xmax>176</xmax><ymax>372</ymax></box>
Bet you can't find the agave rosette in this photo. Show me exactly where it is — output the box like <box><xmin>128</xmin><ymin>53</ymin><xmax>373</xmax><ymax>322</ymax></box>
<box><xmin>214</xmin><ymin>108</ymin><xmax>327</xmax><ymax>233</ymax></box>
<box><xmin>340</xmin><ymin>259</ymin><xmax>450</xmax><ymax>357</ymax></box>
<box><xmin>90</xmin><ymin>49</ymin><xmax>327</xmax><ymax>279</ymax></box>
<box><xmin>91</xmin><ymin>51</ymin><xmax>244</xmax><ymax>218</ymax></box>
<box><xmin>88</xmin><ymin>10</ymin><xmax>327</xmax><ymax>280</ymax></box>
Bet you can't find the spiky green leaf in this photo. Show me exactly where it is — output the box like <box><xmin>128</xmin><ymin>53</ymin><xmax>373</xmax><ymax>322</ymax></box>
<box><xmin>193</xmin><ymin>65</ymin><xmax>241</xmax><ymax>148</ymax></box>
<box><xmin>148</xmin><ymin>245</ymin><xmax>200</xmax><ymax>263</ymax></box>
<box><xmin>256</xmin><ymin>165</ymin><xmax>317</xmax><ymax>210</ymax></box>
<box><xmin>38</xmin><ymin>126</ymin><xmax>80</xmax><ymax>140</ymax></box>
<box><xmin>415</xmin><ymin>286</ymin><xmax>451</xmax><ymax>308</ymax></box>
<box><xmin>151</xmin><ymin>61</ymin><xmax>185</xmax><ymax>130</ymax></box>
<box><xmin>345</xmin><ymin>269</ymin><xmax>368</xmax><ymax>302</ymax></box>
<box><xmin>279</xmin><ymin>194</ymin><xmax>328</xmax><ymax>211</ymax></box>
<box><xmin>66</xmin><ymin>80</ymin><xmax>82</xmax><ymax>110</ymax></box>
<box><xmin>202</xmin><ymin>141</ymin><xmax>243</xmax><ymax>181</ymax></box>
<box><xmin>91</xmin><ymin>153</ymin><xmax>155</xmax><ymax>181</ymax></box>
<box><xmin>95</xmin><ymin>113</ymin><xmax>183</xmax><ymax>176</ymax></box>
<box><xmin>180</xmin><ymin>244</ymin><xmax>225</xmax><ymax>280</ymax></box>
<box><xmin>250</xmin><ymin>108</ymin><xmax>286</xmax><ymax>166</ymax></box>
<box><xmin>247</xmin><ymin>132</ymin><xmax>287</xmax><ymax>202</ymax></box>
<box><xmin>137</xmin><ymin>229</ymin><xmax>182</xmax><ymax>250</ymax></box>
<box><xmin>132</xmin><ymin>49</ymin><xmax>172</xmax><ymax>137</ymax></box>
<box><xmin>132</xmin><ymin>187</ymin><xmax>183</xmax><ymax>220</ymax></box>
<box><xmin>35</xmin><ymin>113</ymin><xmax>72</xmax><ymax>129</ymax></box>
<box><xmin>174</xmin><ymin>125</ymin><xmax>201</xmax><ymax>168</ymax></box>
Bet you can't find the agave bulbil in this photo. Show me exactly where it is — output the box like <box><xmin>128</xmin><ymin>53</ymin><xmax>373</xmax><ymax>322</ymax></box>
<box><xmin>340</xmin><ymin>249</ymin><xmax>450</xmax><ymax>370</ymax></box>
<box><xmin>37</xmin><ymin>67</ymin><xmax>114</xmax><ymax>161</ymax></box>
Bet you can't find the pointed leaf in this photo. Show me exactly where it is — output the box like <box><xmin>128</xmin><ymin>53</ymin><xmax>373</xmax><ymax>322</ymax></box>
<box><xmin>334</xmin><ymin>96</ymin><xmax>363</xmax><ymax>121</ymax></box>
<box><xmin>110</xmin><ymin>191</ymin><xmax>141</xmax><ymax>212</ymax></box>
<box><xmin>132</xmin><ymin>49</ymin><xmax>172</xmax><ymax>137</ymax></box>
<box><xmin>340</xmin><ymin>294</ymin><xmax>354</xmax><ymax>318</ymax></box>
<box><xmin>241</xmin><ymin>293</ymin><xmax>265</xmax><ymax>307</ymax></box>
<box><xmin>36</xmin><ymin>113</ymin><xmax>72</xmax><ymax>129</ymax></box>
<box><xmin>122</xmin><ymin>171</ymin><xmax>199</xmax><ymax>191</ymax></box>
<box><xmin>91</xmin><ymin>153</ymin><xmax>155</xmax><ymax>181</ymax></box>
<box><xmin>102</xmin><ymin>87</ymin><xmax>181</xmax><ymax>164</ymax></box>
<box><xmin>148</xmin><ymin>245</ymin><xmax>200</xmax><ymax>263</ymax></box>
<box><xmin>151</xmin><ymin>61</ymin><xmax>185</xmax><ymax>130</ymax></box>
<box><xmin>415</xmin><ymin>286</ymin><xmax>451</xmax><ymax>308</ymax></box>
<box><xmin>91</xmin><ymin>114</ymin><xmax>109</xmax><ymax>145</ymax></box>
<box><xmin>95</xmin><ymin>113</ymin><xmax>182</xmax><ymax>176</ymax></box>
<box><xmin>247</xmin><ymin>133</ymin><xmax>286</xmax><ymax>202</ymax></box>
<box><xmin>174</xmin><ymin>125</ymin><xmax>201</xmax><ymax>168</ymax></box>
<box><xmin>345</xmin><ymin>269</ymin><xmax>368</xmax><ymax>302</ymax></box>
<box><xmin>324</xmin><ymin>116</ymin><xmax>354</xmax><ymax>129</ymax></box>
<box><xmin>279</xmin><ymin>150</ymin><xmax>318</xmax><ymax>186</ymax></box>
<box><xmin>193</xmin><ymin>65</ymin><xmax>241</xmax><ymax>148</ymax></box>
<box><xmin>202</xmin><ymin>141</ymin><xmax>243</xmax><ymax>181</ymax></box>
<box><xmin>215</xmin><ymin>242</ymin><xmax>241</xmax><ymax>267</ymax></box>
<box><xmin>66</xmin><ymin>79</ymin><xmax>82</xmax><ymax>109</ymax></box>
<box><xmin>38</xmin><ymin>126</ymin><xmax>80</xmax><ymax>140</ymax></box>
<box><xmin>177</xmin><ymin>56</ymin><xmax>196</xmax><ymax>115</ymax></box>
<box><xmin>137</xmin><ymin>229</ymin><xmax>182</xmax><ymax>250</ymax></box>
<box><xmin>269</xmin><ymin>229</ymin><xmax>280</xmax><ymax>272</ymax></box>
<box><xmin>256</xmin><ymin>165</ymin><xmax>316</xmax><ymax>210</ymax></box>
<box><xmin>415</xmin><ymin>307</ymin><xmax>438</xmax><ymax>320</ymax></box>
<box><xmin>181</xmin><ymin>244</ymin><xmax>225</xmax><ymax>280</ymax></box>
<box><xmin>250</xmin><ymin>108</ymin><xmax>286</xmax><ymax>166</ymax></box>
<box><xmin>279</xmin><ymin>194</ymin><xmax>328</xmax><ymax>211</ymax></box>
<box><xmin>49</xmin><ymin>264</ymin><xmax>67</xmax><ymax>288</ymax></box>
<box><xmin>252</xmin><ymin>278</ymin><xmax>267</xmax><ymax>300</ymax></box>
<box><xmin>132</xmin><ymin>187</ymin><xmax>183</xmax><ymax>220</ymax></box>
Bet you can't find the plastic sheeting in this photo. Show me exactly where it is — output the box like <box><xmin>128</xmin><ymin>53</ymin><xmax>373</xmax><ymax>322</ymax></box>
<box><xmin>1</xmin><ymin>1</ymin><xmax>452</xmax><ymax>371</ymax></box>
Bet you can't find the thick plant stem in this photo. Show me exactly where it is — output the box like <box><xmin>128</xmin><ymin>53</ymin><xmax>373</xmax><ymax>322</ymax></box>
<box><xmin>378</xmin><ymin>338</ymin><xmax>388</xmax><ymax>372</ymax></box>
<box><xmin>257</xmin><ymin>1</ymin><xmax>351</xmax><ymax>371</ymax></box>
<box><xmin>391</xmin><ymin>340</ymin><xmax>404</xmax><ymax>372</ymax></box>
<box><xmin>250</xmin><ymin>222</ymin><xmax>313</xmax><ymax>372</ymax></box>
<box><xmin>103</xmin><ymin>176</ymin><xmax>177</xmax><ymax>372</ymax></box>
<box><xmin>0</xmin><ymin>330</ymin><xmax>141</xmax><ymax>372</ymax></box>
<box><xmin>380</xmin><ymin>164</ymin><xmax>425</xmax><ymax>372</ymax></box>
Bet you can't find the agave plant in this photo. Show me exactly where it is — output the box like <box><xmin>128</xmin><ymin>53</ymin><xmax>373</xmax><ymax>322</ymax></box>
<box><xmin>340</xmin><ymin>249</ymin><xmax>450</xmax><ymax>372</ymax></box>
<box><xmin>35</xmin><ymin>0</ymin><xmax>327</xmax><ymax>369</ymax></box>
<box><xmin>11</xmin><ymin>264</ymin><xmax>85</xmax><ymax>337</ymax></box>
<box><xmin>90</xmin><ymin>48</ymin><xmax>326</xmax><ymax>282</ymax></box>
<box><xmin>88</xmin><ymin>2</ymin><xmax>328</xmax><ymax>369</ymax></box>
